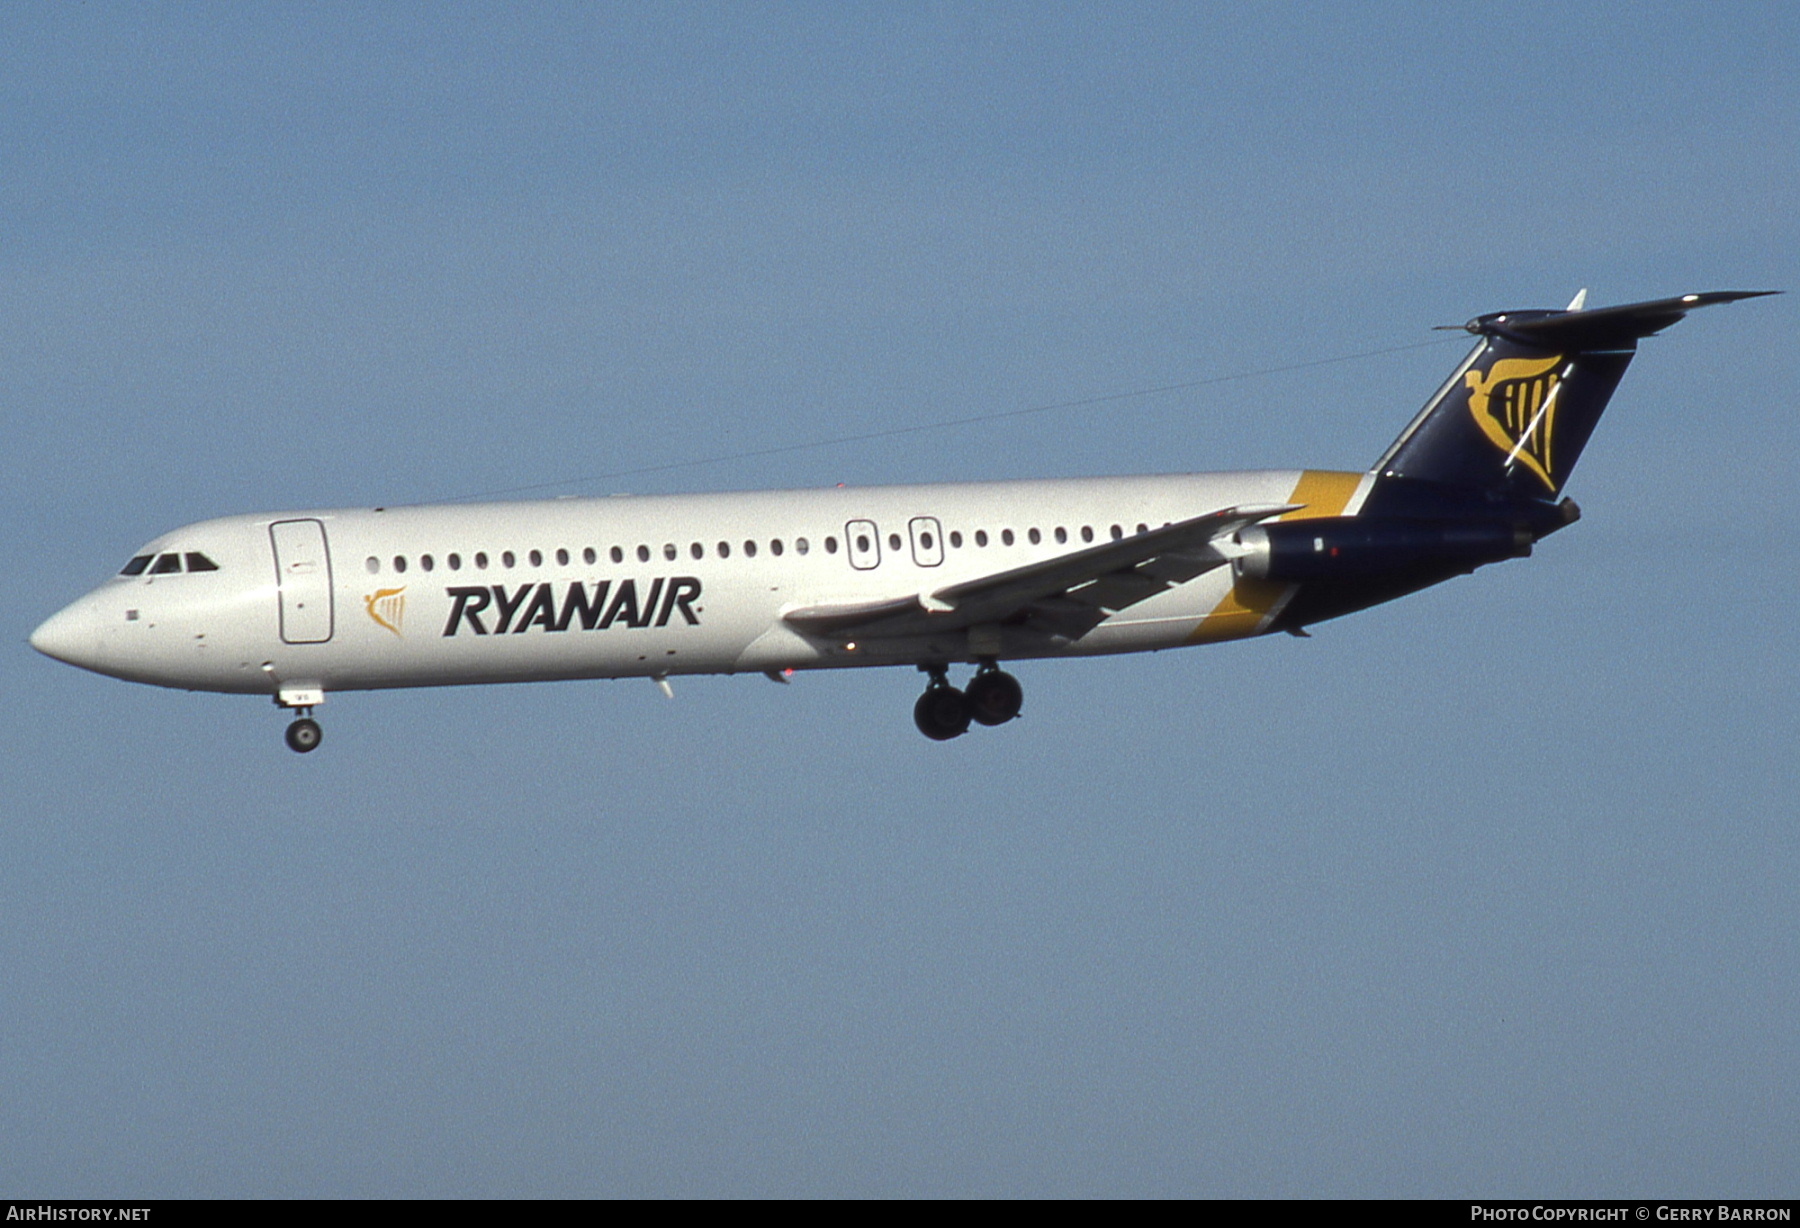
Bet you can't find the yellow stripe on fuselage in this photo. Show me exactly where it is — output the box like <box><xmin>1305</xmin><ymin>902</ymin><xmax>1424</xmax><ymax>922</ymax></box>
<box><xmin>1187</xmin><ymin>576</ymin><xmax>1287</xmax><ymax>643</ymax></box>
<box><xmin>1185</xmin><ymin>469</ymin><xmax>1363</xmax><ymax>645</ymax></box>
<box><xmin>1281</xmin><ymin>469</ymin><xmax>1363</xmax><ymax>523</ymax></box>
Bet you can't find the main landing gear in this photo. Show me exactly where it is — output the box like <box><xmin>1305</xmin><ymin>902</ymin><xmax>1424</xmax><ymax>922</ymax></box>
<box><xmin>913</xmin><ymin>662</ymin><xmax>1023</xmax><ymax>741</ymax></box>
<box><xmin>284</xmin><ymin>710</ymin><xmax>323</xmax><ymax>754</ymax></box>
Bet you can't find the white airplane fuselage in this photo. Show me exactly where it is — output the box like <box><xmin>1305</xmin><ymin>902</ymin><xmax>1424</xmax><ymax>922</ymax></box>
<box><xmin>32</xmin><ymin>469</ymin><xmax>1370</xmax><ymax>702</ymax></box>
<box><xmin>33</xmin><ymin>291</ymin><xmax>1767</xmax><ymax>748</ymax></box>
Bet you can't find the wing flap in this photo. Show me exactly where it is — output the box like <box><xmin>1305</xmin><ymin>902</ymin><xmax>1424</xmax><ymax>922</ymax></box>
<box><xmin>1070</xmin><ymin>571</ymin><xmax>1167</xmax><ymax>611</ymax></box>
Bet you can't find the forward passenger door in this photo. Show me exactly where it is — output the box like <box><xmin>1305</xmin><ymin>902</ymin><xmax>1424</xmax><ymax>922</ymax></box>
<box><xmin>270</xmin><ymin>519</ymin><xmax>335</xmax><ymax>643</ymax></box>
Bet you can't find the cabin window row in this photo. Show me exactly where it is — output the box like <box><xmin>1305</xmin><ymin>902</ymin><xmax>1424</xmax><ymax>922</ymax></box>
<box><xmin>944</xmin><ymin>524</ymin><xmax>1143</xmax><ymax>549</ymax></box>
<box><xmin>362</xmin><ymin>522</ymin><xmax>1155</xmax><ymax>576</ymax></box>
<box><xmin>366</xmin><ymin>538</ymin><xmax>814</xmax><ymax>576</ymax></box>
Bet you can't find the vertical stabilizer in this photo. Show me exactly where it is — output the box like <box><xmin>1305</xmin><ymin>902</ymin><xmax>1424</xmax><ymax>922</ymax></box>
<box><xmin>1373</xmin><ymin>291</ymin><xmax>1773</xmax><ymax>499</ymax></box>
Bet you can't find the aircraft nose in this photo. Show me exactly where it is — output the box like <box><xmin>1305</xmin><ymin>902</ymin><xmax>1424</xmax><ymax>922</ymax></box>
<box><xmin>29</xmin><ymin>598</ymin><xmax>100</xmax><ymax>670</ymax></box>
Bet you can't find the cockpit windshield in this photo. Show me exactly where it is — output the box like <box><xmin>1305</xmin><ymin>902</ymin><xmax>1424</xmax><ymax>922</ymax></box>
<box><xmin>120</xmin><ymin>551</ymin><xmax>219</xmax><ymax>576</ymax></box>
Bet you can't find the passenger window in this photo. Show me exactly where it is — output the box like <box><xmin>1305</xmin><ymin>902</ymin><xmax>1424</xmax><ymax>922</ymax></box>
<box><xmin>1110</xmin><ymin>525</ymin><xmax>1123</xmax><ymax>541</ymax></box>
<box><xmin>611</xmin><ymin>547</ymin><xmax>624</xmax><ymax>564</ymax></box>
<box><xmin>583</xmin><ymin>547</ymin><xmax>597</xmax><ymax>565</ymax></box>
<box><xmin>185</xmin><ymin>552</ymin><xmax>219</xmax><ymax>572</ymax></box>
<box><xmin>975</xmin><ymin>530</ymin><xmax>988</xmax><ymax>547</ymax></box>
<box><xmin>556</xmin><ymin>548</ymin><xmax>569</xmax><ymax>566</ymax></box>
<box><xmin>529</xmin><ymin>549</ymin><xmax>543</xmax><ymax>567</ymax></box>
<box><xmin>663</xmin><ymin>543</ymin><xmax>677</xmax><ymax>561</ymax></box>
<box><xmin>795</xmin><ymin>537</ymin><xmax>809</xmax><ymax>555</ymax></box>
<box><xmin>771</xmin><ymin>539</ymin><xmax>784</xmax><ymax>556</ymax></box>
<box><xmin>637</xmin><ymin>545</ymin><xmax>651</xmax><ymax>563</ymax></box>
<box><xmin>1082</xmin><ymin>526</ymin><xmax>1094</xmax><ymax>543</ymax></box>
<box><xmin>1136</xmin><ymin>523</ymin><xmax>1148</xmax><ymax>535</ymax></box>
<box><xmin>502</xmin><ymin>551</ymin><xmax>516</xmax><ymax>568</ymax></box>
<box><xmin>448</xmin><ymin>553</ymin><xmax>462</xmax><ymax>570</ymax></box>
<box><xmin>824</xmin><ymin>537</ymin><xmax>838</xmax><ymax>554</ymax></box>
<box><xmin>949</xmin><ymin>531</ymin><xmax>963</xmax><ymax>548</ymax></box>
<box><xmin>120</xmin><ymin>555</ymin><xmax>154</xmax><ymax>576</ymax></box>
<box><xmin>365</xmin><ymin>557</ymin><xmax>380</xmax><ymax>575</ymax></box>
<box><xmin>1054</xmin><ymin>527</ymin><xmax>1067</xmax><ymax>544</ymax></box>
<box><xmin>1027</xmin><ymin>528</ymin><xmax>1041</xmax><ymax>545</ymax></box>
<box><xmin>393</xmin><ymin>556</ymin><xmax>407</xmax><ymax>573</ymax></box>
<box><xmin>718</xmin><ymin>541</ymin><xmax>731</xmax><ymax>558</ymax></box>
<box><xmin>1001</xmin><ymin>529</ymin><xmax>1015</xmax><ymax>546</ymax></box>
<box><xmin>887</xmin><ymin>534</ymin><xmax>901</xmax><ymax>551</ymax></box>
<box><xmin>476</xmin><ymin>552</ymin><xmax>490</xmax><ymax>569</ymax></box>
<box><xmin>420</xmin><ymin>555</ymin><xmax>435</xmax><ymax>572</ymax></box>
<box><xmin>691</xmin><ymin>543</ymin><xmax>704</xmax><ymax>560</ymax></box>
<box><xmin>744</xmin><ymin>540</ymin><xmax>758</xmax><ymax>558</ymax></box>
<box><xmin>152</xmin><ymin>553</ymin><xmax>182</xmax><ymax>574</ymax></box>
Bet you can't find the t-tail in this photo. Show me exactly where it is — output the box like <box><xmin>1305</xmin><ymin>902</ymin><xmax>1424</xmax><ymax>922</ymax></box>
<box><xmin>1372</xmin><ymin>289</ymin><xmax>1776</xmax><ymax>503</ymax></box>
<box><xmin>1259</xmin><ymin>289</ymin><xmax>1777</xmax><ymax>632</ymax></box>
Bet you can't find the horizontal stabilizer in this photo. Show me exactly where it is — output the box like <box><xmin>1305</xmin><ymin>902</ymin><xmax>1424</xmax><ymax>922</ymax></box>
<box><xmin>1463</xmin><ymin>290</ymin><xmax>1778</xmax><ymax>350</ymax></box>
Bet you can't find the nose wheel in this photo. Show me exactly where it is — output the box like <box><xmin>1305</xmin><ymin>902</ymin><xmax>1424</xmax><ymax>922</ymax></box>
<box><xmin>274</xmin><ymin>688</ymin><xmax>326</xmax><ymax>753</ymax></box>
<box><xmin>284</xmin><ymin>713</ymin><xmax>323</xmax><ymax>754</ymax></box>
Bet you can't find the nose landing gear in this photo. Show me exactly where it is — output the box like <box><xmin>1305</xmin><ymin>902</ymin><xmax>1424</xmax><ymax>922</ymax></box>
<box><xmin>284</xmin><ymin>713</ymin><xmax>323</xmax><ymax>753</ymax></box>
<box><xmin>912</xmin><ymin>663</ymin><xmax>1023</xmax><ymax>741</ymax></box>
<box><xmin>274</xmin><ymin>686</ymin><xmax>326</xmax><ymax>753</ymax></box>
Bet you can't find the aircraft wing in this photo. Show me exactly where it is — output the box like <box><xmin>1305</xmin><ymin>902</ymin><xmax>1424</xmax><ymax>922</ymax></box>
<box><xmin>783</xmin><ymin>503</ymin><xmax>1297</xmax><ymax>643</ymax></box>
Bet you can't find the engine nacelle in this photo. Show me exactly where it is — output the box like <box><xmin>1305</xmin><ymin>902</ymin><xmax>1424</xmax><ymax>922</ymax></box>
<box><xmin>1232</xmin><ymin>518</ymin><xmax>1533</xmax><ymax>583</ymax></box>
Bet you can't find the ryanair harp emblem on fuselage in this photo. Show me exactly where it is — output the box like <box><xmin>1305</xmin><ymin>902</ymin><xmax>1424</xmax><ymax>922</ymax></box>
<box><xmin>364</xmin><ymin>587</ymin><xmax>406</xmax><ymax>636</ymax></box>
<box><xmin>1464</xmin><ymin>354</ymin><xmax>1567</xmax><ymax>492</ymax></box>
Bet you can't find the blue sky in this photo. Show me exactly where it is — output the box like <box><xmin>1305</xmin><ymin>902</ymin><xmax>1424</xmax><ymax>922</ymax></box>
<box><xmin>3</xmin><ymin>3</ymin><xmax>1796</xmax><ymax>1196</ymax></box>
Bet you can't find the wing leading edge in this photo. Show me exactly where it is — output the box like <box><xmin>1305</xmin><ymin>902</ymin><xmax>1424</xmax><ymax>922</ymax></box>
<box><xmin>783</xmin><ymin>503</ymin><xmax>1297</xmax><ymax>644</ymax></box>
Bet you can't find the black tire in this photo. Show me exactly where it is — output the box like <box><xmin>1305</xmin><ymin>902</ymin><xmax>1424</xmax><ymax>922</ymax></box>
<box><xmin>913</xmin><ymin>685</ymin><xmax>971</xmax><ymax>741</ymax></box>
<box><xmin>285</xmin><ymin>717</ymin><xmax>323</xmax><ymax>754</ymax></box>
<box><xmin>965</xmin><ymin>669</ymin><xmax>1023</xmax><ymax>726</ymax></box>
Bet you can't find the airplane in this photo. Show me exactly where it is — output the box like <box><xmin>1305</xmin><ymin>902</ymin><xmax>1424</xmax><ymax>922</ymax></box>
<box><xmin>29</xmin><ymin>289</ymin><xmax>1775</xmax><ymax>752</ymax></box>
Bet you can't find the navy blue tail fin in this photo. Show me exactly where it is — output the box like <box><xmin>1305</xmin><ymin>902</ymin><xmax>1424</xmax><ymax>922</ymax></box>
<box><xmin>1374</xmin><ymin>291</ymin><xmax>1774</xmax><ymax>499</ymax></box>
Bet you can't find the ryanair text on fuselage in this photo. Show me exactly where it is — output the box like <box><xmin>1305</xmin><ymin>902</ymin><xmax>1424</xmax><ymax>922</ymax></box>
<box><xmin>443</xmin><ymin>577</ymin><xmax>703</xmax><ymax>637</ymax></box>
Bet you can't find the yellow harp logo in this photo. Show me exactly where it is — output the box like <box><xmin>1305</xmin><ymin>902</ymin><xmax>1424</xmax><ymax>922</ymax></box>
<box><xmin>1464</xmin><ymin>354</ymin><xmax>1567</xmax><ymax>493</ymax></box>
<box><xmin>364</xmin><ymin>587</ymin><xmax>406</xmax><ymax>637</ymax></box>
